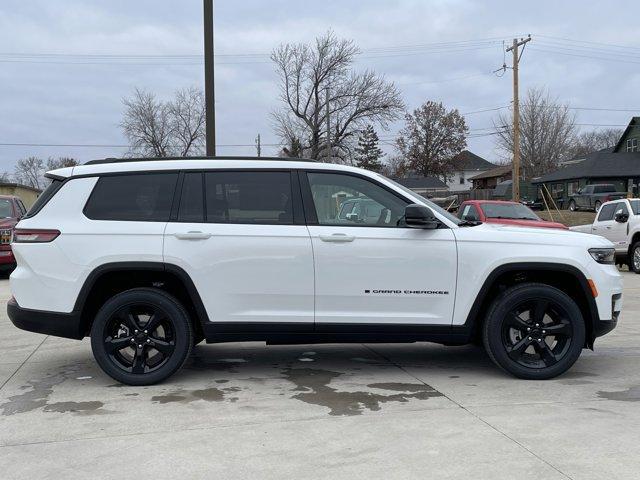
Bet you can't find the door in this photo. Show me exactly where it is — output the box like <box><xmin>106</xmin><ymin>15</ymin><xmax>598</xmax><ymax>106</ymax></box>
<box><xmin>163</xmin><ymin>170</ymin><xmax>314</xmax><ymax>327</ymax></box>
<box><xmin>609</xmin><ymin>201</ymin><xmax>630</xmax><ymax>253</ymax></box>
<box><xmin>302</xmin><ymin>171</ymin><xmax>457</xmax><ymax>327</ymax></box>
<box><xmin>592</xmin><ymin>202</ymin><xmax>618</xmax><ymax>243</ymax></box>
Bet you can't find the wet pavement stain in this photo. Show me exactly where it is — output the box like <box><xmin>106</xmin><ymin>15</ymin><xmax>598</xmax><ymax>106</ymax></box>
<box><xmin>282</xmin><ymin>368</ymin><xmax>443</xmax><ymax>416</ymax></box>
<box><xmin>0</xmin><ymin>371</ymin><xmax>67</xmax><ymax>416</ymax></box>
<box><xmin>597</xmin><ymin>386</ymin><xmax>640</xmax><ymax>402</ymax></box>
<box><xmin>43</xmin><ymin>401</ymin><xmax>104</xmax><ymax>414</ymax></box>
<box><xmin>151</xmin><ymin>386</ymin><xmax>239</xmax><ymax>404</ymax></box>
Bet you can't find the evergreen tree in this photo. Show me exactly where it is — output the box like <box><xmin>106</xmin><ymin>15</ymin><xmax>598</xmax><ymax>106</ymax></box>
<box><xmin>355</xmin><ymin>125</ymin><xmax>384</xmax><ymax>172</ymax></box>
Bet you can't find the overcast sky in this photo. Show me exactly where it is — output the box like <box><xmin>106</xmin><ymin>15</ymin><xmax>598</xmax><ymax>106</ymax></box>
<box><xmin>1</xmin><ymin>0</ymin><xmax>639</xmax><ymax>172</ymax></box>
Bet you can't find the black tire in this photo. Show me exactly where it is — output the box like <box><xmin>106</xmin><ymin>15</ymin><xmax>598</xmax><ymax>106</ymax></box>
<box><xmin>483</xmin><ymin>283</ymin><xmax>586</xmax><ymax>380</ymax></box>
<box><xmin>630</xmin><ymin>242</ymin><xmax>640</xmax><ymax>274</ymax></box>
<box><xmin>594</xmin><ymin>200</ymin><xmax>601</xmax><ymax>212</ymax></box>
<box><xmin>90</xmin><ymin>288</ymin><xmax>193</xmax><ymax>385</ymax></box>
<box><xmin>568</xmin><ymin>200</ymin><xmax>577</xmax><ymax>212</ymax></box>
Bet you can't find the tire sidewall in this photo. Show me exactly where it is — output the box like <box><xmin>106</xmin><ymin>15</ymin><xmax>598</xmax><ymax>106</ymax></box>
<box><xmin>91</xmin><ymin>288</ymin><xmax>193</xmax><ymax>385</ymax></box>
<box><xmin>484</xmin><ymin>284</ymin><xmax>586</xmax><ymax>380</ymax></box>
<box><xmin>569</xmin><ymin>200</ymin><xmax>576</xmax><ymax>211</ymax></box>
<box><xmin>631</xmin><ymin>243</ymin><xmax>640</xmax><ymax>274</ymax></box>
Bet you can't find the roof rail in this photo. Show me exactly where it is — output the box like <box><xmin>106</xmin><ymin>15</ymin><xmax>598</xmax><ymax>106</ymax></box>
<box><xmin>84</xmin><ymin>156</ymin><xmax>317</xmax><ymax>165</ymax></box>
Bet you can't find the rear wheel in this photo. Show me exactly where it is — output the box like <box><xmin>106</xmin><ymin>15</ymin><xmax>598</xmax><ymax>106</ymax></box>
<box><xmin>483</xmin><ymin>283</ymin><xmax>585</xmax><ymax>380</ymax></box>
<box><xmin>568</xmin><ymin>200</ymin><xmax>577</xmax><ymax>212</ymax></box>
<box><xmin>91</xmin><ymin>288</ymin><xmax>193</xmax><ymax>385</ymax></box>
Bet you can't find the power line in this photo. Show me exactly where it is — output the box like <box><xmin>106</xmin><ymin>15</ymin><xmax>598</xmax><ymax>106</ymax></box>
<box><xmin>0</xmin><ymin>142</ymin><xmax>282</xmax><ymax>148</ymax></box>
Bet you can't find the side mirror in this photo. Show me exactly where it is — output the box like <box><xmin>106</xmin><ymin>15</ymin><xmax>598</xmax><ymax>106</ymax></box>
<box><xmin>614</xmin><ymin>211</ymin><xmax>629</xmax><ymax>223</ymax></box>
<box><xmin>404</xmin><ymin>204</ymin><xmax>440</xmax><ymax>229</ymax></box>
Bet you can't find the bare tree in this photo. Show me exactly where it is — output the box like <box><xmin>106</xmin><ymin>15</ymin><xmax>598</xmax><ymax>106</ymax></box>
<box><xmin>121</xmin><ymin>87</ymin><xmax>205</xmax><ymax>157</ymax></box>
<box><xmin>381</xmin><ymin>155</ymin><xmax>409</xmax><ymax>177</ymax></box>
<box><xmin>14</xmin><ymin>156</ymin><xmax>45</xmax><ymax>189</ymax></box>
<box><xmin>569</xmin><ymin>128</ymin><xmax>623</xmax><ymax>158</ymax></box>
<box><xmin>46</xmin><ymin>157</ymin><xmax>78</xmax><ymax>170</ymax></box>
<box><xmin>271</xmin><ymin>31</ymin><xmax>404</xmax><ymax>162</ymax></box>
<box><xmin>395</xmin><ymin>101</ymin><xmax>468</xmax><ymax>181</ymax></box>
<box><xmin>494</xmin><ymin>88</ymin><xmax>576</xmax><ymax>179</ymax></box>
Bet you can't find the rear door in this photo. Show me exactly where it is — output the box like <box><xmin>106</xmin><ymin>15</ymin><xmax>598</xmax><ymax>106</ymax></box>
<box><xmin>163</xmin><ymin>170</ymin><xmax>314</xmax><ymax>329</ymax></box>
<box><xmin>302</xmin><ymin>170</ymin><xmax>457</xmax><ymax>327</ymax></box>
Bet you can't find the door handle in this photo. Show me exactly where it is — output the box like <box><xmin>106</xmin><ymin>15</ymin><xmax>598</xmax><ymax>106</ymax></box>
<box><xmin>174</xmin><ymin>231</ymin><xmax>212</xmax><ymax>240</ymax></box>
<box><xmin>319</xmin><ymin>233</ymin><xmax>355</xmax><ymax>243</ymax></box>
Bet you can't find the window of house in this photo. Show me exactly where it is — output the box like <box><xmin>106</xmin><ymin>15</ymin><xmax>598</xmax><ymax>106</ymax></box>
<box><xmin>459</xmin><ymin>173</ymin><xmax>465</xmax><ymax>184</ymax></box>
<box><xmin>567</xmin><ymin>181</ymin><xmax>580</xmax><ymax>196</ymax></box>
<box><xmin>627</xmin><ymin>138</ymin><xmax>638</xmax><ymax>152</ymax></box>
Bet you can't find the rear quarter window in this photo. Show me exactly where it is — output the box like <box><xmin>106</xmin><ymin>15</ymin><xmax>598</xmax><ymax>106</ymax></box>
<box><xmin>84</xmin><ymin>173</ymin><xmax>179</xmax><ymax>222</ymax></box>
<box><xmin>23</xmin><ymin>178</ymin><xmax>64</xmax><ymax>219</ymax></box>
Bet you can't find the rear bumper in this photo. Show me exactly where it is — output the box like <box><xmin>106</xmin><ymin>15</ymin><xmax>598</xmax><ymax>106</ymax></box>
<box><xmin>0</xmin><ymin>249</ymin><xmax>15</xmax><ymax>266</ymax></box>
<box><xmin>7</xmin><ymin>297</ymin><xmax>84</xmax><ymax>340</ymax></box>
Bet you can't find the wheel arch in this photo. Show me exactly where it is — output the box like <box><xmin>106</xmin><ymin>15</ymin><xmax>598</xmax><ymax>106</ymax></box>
<box><xmin>464</xmin><ymin>262</ymin><xmax>599</xmax><ymax>348</ymax></box>
<box><xmin>75</xmin><ymin>262</ymin><xmax>209</xmax><ymax>338</ymax></box>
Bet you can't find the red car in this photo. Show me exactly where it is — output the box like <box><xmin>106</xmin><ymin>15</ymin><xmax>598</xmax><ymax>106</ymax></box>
<box><xmin>458</xmin><ymin>200</ymin><xmax>568</xmax><ymax>230</ymax></box>
<box><xmin>0</xmin><ymin>195</ymin><xmax>29</xmax><ymax>272</ymax></box>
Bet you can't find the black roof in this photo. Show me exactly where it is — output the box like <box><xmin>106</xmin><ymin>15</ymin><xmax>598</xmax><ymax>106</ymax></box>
<box><xmin>391</xmin><ymin>176</ymin><xmax>447</xmax><ymax>189</ymax></box>
<box><xmin>453</xmin><ymin>150</ymin><xmax>496</xmax><ymax>171</ymax></box>
<box><xmin>84</xmin><ymin>155</ymin><xmax>316</xmax><ymax>165</ymax></box>
<box><xmin>533</xmin><ymin>150</ymin><xmax>640</xmax><ymax>184</ymax></box>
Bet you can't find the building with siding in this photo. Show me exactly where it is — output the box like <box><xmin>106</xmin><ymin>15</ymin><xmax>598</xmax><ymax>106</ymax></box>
<box><xmin>0</xmin><ymin>183</ymin><xmax>41</xmax><ymax>208</ymax></box>
<box><xmin>532</xmin><ymin>117</ymin><xmax>640</xmax><ymax>207</ymax></box>
<box><xmin>445</xmin><ymin>150</ymin><xmax>497</xmax><ymax>191</ymax></box>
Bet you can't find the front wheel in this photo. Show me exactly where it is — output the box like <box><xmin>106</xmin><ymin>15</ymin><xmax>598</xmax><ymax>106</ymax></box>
<box><xmin>483</xmin><ymin>283</ymin><xmax>585</xmax><ymax>380</ymax></box>
<box><xmin>91</xmin><ymin>288</ymin><xmax>193</xmax><ymax>385</ymax></box>
<box><xmin>630</xmin><ymin>242</ymin><xmax>640</xmax><ymax>274</ymax></box>
<box><xmin>568</xmin><ymin>200</ymin><xmax>577</xmax><ymax>212</ymax></box>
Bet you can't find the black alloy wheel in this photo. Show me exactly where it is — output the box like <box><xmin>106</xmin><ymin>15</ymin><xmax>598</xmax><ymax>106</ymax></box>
<box><xmin>91</xmin><ymin>288</ymin><xmax>193</xmax><ymax>385</ymax></box>
<box><xmin>483</xmin><ymin>283</ymin><xmax>585</xmax><ymax>379</ymax></box>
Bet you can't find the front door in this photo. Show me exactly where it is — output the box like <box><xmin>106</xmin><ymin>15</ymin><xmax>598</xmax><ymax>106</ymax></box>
<box><xmin>163</xmin><ymin>170</ymin><xmax>314</xmax><ymax>328</ymax></box>
<box><xmin>302</xmin><ymin>171</ymin><xmax>457</xmax><ymax>327</ymax></box>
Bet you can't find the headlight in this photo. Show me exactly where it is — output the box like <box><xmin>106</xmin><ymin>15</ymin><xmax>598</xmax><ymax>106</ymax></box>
<box><xmin>589</xmin><ymin>248</ymin><xmax>615</xmax><ymax>265</ymax></box>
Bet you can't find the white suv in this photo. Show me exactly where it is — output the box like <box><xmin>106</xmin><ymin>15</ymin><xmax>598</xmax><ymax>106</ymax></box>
<box><xmin>8</xmin><ymin>157</ymin><xmax>623</xmax><ymax>385</ymax></box>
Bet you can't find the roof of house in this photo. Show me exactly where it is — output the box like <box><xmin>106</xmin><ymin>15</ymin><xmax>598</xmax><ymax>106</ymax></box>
<box><xmin>453</xmin><ymin>150</ymin><xmax>496</xmax><ymax>171</ymax></box>
<box><xmin>613</xmin><ymin>117</ymin><xmax>640</xmax><ymax>152</ymax></box>
<box><xmin>0</xmin><ymin>182</ymin><xmax>42</xmax><ymax>193</ymax></box>
<box><xmin>469</xmin><ymin>164</ymin><xmax>512</xmax><ymax>181</ymax></box>
<box><xmin>532</xmin><ymin>150</ymin><xmax>640</xmax><ymax>184</ymax></box>
<box><xmin>391</xmin><ymin>176</ymin><xmax>447</xmax><ymax>189</ymax></box>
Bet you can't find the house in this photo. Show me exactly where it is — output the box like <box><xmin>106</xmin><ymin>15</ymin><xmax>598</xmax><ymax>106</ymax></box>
<box><xmin>392</xmin><ymin>176</ymin><xmax>448</xmax><ymax>197</ymax></box>
<box><xmin>0</xmin><ymin>182</ymin><xmax>41</xmax><ymax>208</ymax></box>
<box><xmin>469</xmin><ymin>164</ymin><xmax>513</xmax><ymax>189</ymax></box>
<box><xmin>446</xmin><ymin>150</ymin><xmax>496</xmax><ymax>191</ymax></box>
<box><xmin>532</xmin><ymin>117</ymin><xmax>640</xmax><ymax>205</ymax></box>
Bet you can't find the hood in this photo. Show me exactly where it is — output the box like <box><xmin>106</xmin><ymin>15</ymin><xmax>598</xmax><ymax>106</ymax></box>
<box><xmin>460</xmin><ymin>222</ymin><xmax>613</xmax><ymax>249</ymax></box>
<box><xmin>484</xmin><ymin>218</ymin><xmax>568</xmax><ymax>230</ymax></box>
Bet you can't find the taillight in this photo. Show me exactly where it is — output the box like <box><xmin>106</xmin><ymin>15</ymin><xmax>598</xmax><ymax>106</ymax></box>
<box><xmin>13</xmin><ymin>229</ymin><xmax>60</xmax><ymax>243</ymax></box>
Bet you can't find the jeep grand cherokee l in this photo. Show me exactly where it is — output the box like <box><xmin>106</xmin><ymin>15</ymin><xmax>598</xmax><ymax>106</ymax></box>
<box><xmin>7</xmin><ymin>157</ymin><xmax>623</xmax><ymax>385</ymax></box>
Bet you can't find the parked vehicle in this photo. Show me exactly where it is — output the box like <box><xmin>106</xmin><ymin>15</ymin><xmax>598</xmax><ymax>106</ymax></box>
<box><xmin>8</xmin><ymin>157</ymin><xmax>622</xmax><ymax>385</ymax></box>
<box><xmin>458</xmin><ymin>200</ymin><xmax>568</xmax><ymax>230</ymax></box>
<box><xmin>570</xmin><ymin>198</ymin><xmax>640</xmax><ymax>272</ymax></box>
<box><xmin>568</xmin><ymin>184</ymin><xmax>626</xmax><ymax>212</ymax></box>
<box><xmin>0</xmin><ymin>195</ymin><xmax>28</xmax><ymax>272</ymax></box>
<box><xmin>493</xmin><ymin>180</ymin><xmax>543</xmax><ymax>210</ymax></box>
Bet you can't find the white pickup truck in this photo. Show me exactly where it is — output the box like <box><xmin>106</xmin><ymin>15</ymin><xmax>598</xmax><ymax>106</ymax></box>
<box><xmin>571</xmin><ymin>198</ymin><xmax>640</xmax><ymax>272</ymax></box>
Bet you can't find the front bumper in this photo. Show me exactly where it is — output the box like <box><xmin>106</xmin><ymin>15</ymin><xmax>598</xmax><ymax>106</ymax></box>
<box><xmin>7</xmin><ymin>297</ymin><xmax>84</xmax><ymax>339</ymax></box>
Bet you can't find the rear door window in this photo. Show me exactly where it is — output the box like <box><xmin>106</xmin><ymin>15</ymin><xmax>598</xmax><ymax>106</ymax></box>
<box><xmin>84</xmin><ymin>173</ymin><xmax>179</xmax><ymax>222</ymax></box>
<box><xmin>204</xmin><ymin>171</ymin><xmax>294</xmax><ymax>225</ymax></box>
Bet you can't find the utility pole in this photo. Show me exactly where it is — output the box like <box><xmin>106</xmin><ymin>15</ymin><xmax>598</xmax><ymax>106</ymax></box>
<box><xmin>255</xmin><ymin>134</ymin><xmax>261</xmax><ymax>157</ymax></box>
<box><xmin>203</xmin><ymin>0</ymin><xmax>216</xmax><ymax>156</ymax></box>
<box><xmin>325</xmin><ymin>87</ymin><xmax>331</xmax><ymax>162</ymax></box>
<box><xmin>506</xmin><ymin>35</ymin><xmax>531</xmax><ymax>202</ymax></box>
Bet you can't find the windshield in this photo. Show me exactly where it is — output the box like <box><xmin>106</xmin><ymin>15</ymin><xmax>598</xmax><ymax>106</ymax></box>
<box><xmin>480</xmin><ymin>202</ymin><xmax>539</xmax><ymax>221</ymax></box>
<box><xmin>0</xmin><ymin>199</ymin><xmax>12</xmax><ymax>218</ymax></box>
<box><xmin>379</xmin><ymin>175</ymin><xmax>462</xmax><ymax>225</ymax></box>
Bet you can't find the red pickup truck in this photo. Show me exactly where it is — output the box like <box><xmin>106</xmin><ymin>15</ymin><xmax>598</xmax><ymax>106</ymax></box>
<box><xmin>458</xmin><ymin>200</ymin><xmax>568</xmax><ymax>230</ymax></box>
<box><xmin>0</xmin><ymin>195</ymin><xmax>29</xmax><ymax>272</ymax></box>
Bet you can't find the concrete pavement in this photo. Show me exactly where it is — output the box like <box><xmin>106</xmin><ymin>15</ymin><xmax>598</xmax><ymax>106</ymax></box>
<box><xmin>1</xmin><ymin>273</ymin><xmax>639</xmax><ymax>479</ymax></box>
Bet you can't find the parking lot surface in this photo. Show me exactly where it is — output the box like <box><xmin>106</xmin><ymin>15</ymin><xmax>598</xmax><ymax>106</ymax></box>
<box><xmin>1</xmin><ymin>273</ymin><xmax>639</xmax><ymax>479</ymax></box>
